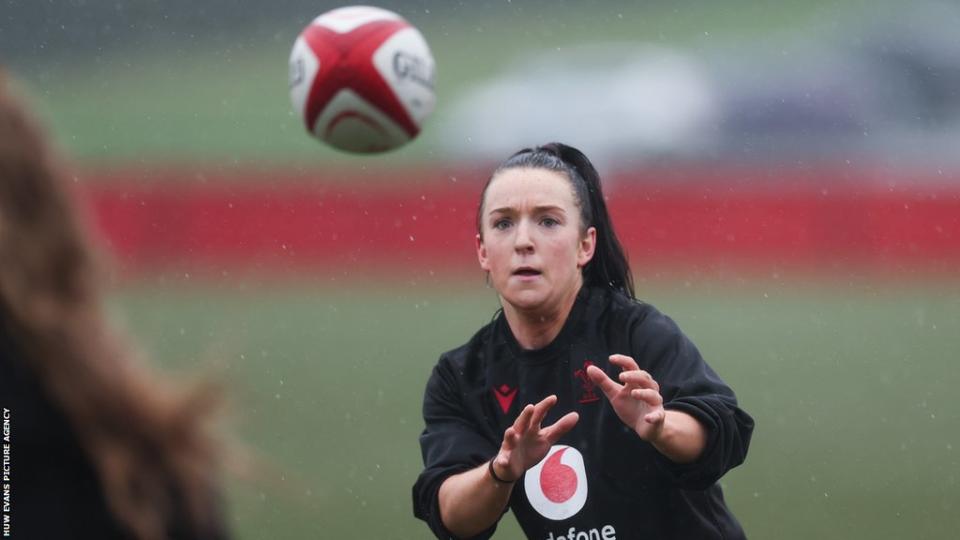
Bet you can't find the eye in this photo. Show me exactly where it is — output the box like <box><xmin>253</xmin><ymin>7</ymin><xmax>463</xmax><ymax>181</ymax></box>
<box><xmin>540</xmin><ymin>217</ymin><xmax>560</xmax><ymax>228</ymax></box>
<box><xmin>492</xmin><ymin>218</ymin><xmax>512</xmax><ymax>231</ymax></box>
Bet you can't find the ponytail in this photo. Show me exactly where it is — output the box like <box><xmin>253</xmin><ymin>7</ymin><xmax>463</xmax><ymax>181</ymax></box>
<box><xmin>478</xmin><ymin>142</ymin><xmax>635</xmax><ymax>299</ymax></box>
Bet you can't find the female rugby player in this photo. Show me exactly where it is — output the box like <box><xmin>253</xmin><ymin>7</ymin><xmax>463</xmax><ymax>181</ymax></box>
<box><xmin>413</xmin><ymin>143</ymin><xmax>754</xmax><ymax>539</ymax></box>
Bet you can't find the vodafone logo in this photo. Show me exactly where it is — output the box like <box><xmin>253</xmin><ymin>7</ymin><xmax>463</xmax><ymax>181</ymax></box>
<box><xmin>524</xmin><ymin>445</ymin><xmax>588</xmax><ymax>520</ymax></box>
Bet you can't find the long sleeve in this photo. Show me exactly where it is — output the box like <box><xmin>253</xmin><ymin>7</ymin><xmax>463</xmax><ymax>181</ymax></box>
<box><xmin>630</xmin><ymin>308</ymin><xmax>754</xmax><ymax>490</ymax></box>
<box><xmin>412</xmin><ymin>358</ymin><xmax>500</xmax><ymax>539</ymax></box>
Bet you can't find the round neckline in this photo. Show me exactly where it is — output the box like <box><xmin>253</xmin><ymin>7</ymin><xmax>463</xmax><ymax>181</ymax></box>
<box><xmin>497</xmin><ymin>286</ymin><xmax>591</xmax><ymax>364</ymax></box>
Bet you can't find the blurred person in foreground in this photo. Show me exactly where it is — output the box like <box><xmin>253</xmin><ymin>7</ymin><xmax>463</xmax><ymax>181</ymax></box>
<box><xmin>413</xmin><ymin>143</ymin><xmax>754</xmax><ymax>539</ymax></box>
<box><xmin>0</xmin><ymin>73</ymin><xmax>228</xmax><ymax>539</ymax></box>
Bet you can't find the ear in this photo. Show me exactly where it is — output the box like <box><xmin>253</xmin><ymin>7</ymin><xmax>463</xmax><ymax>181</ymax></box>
<box><xmin>577</xmin><ymin>226</ymin><xmax>597</xmax><ymax>268</ymax></box>
<box><xmin>476</xmin><ymin>233</ymin><xmax>490</xmax><ymax>271</ymax></box>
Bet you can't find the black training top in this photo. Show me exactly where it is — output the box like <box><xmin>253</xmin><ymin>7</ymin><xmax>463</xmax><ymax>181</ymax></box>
<box><xmin>413</xmin><ymin>286</ymin><xmax>754</xmax><ymax>540</ymax></box>
<box><xmin>0</xmin><ymin>321</ymin><xmax>228</xmax><ymax>540</ymax></box>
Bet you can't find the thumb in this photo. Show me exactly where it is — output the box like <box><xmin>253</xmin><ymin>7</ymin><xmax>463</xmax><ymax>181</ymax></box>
<box><xmin>587</xmin><ymin>365</ymin><xmax>621</xmax><ymax>400</ymax></box>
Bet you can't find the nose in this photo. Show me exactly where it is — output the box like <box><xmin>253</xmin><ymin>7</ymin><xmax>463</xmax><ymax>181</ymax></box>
<box><xmin>514</xmin><ymin>219</ymin><xmax>534</xmax><ymax>253</ymax></box>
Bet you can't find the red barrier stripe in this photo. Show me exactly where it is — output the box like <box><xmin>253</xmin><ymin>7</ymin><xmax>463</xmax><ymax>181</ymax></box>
<box><xmin>77</xmin><ymin>167</ymin><xmax>960</xmax><ymax>276</ymax></box>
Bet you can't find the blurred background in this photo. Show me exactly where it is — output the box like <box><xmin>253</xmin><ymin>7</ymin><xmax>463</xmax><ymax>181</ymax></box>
<box><xmin>4</xmin><ymin>0</ymin><xmax>960</xmax><ymax>538</ymax></box>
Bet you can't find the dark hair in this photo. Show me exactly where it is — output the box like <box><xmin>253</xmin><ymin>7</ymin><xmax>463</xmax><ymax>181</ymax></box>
<box><xmin>0</xmin><ymin>72</ymin><xmax>223</xmax><ymax>540</ymax></box>
<box><xmin>477</xmin><ymin>142</ymin><xmax>635</xmax><ymax>298</ymax></box>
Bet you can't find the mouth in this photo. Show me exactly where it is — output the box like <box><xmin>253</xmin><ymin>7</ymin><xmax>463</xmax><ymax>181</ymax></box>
<box><xmin>512</xmin><ymin>267</ymin><xmax>542</xmax><ymax>277</ymax></box>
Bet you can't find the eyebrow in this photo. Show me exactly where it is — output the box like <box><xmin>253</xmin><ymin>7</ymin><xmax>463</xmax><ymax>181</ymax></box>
<box><xmin>488</xmin><ymin>205</ymin><xmax>567</xmax><ymax>216</ymax></box>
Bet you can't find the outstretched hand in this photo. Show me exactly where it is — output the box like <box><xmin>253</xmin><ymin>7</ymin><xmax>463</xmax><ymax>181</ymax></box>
<box><xmin>587</xmin><ymin>354</ymin><xmax>666</xmax><ymax>441</ymax></box>
<box><xmin>492</xmin><ymin>395</ymin><xmax>579</xmax><ymax>483</ymax></box>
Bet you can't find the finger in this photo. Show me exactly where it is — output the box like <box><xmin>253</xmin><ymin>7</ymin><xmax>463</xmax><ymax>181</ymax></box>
<box><xmin>501</xmin><ymin>426</ymin><xmax>518</xmax><ymax>450</ymax></box>
<box><xmin>530</xmin><ymin>395</ymin><xmax>558</xmax><ymax>429</ymax></box>
<box><xmin>543</xmin><ymin>412</ymin><xmax>579</xmax><ymax>443</ymax></box>
<box><xmin>513</xmin><ymin>404</ymin><xmax>535</xmax><ymax>435</ymax></box>
<box><xmin>586</xmin><ymin>365</ymin><xmax>622</xmax><ymax>400</ymax></box>
<box><xmin>620</xmin><ymin>370</ymin><xmax>660</xmax><ymax>391</ymax></box>
<box><xmin>644</xmin><ymin>409</ymin><xmax>666</xmax><ymax>424</ymax></box>
<box><xmin>630</xmin><ymin>388</ymin><xmax>664</xmax><ymax>407</ymax></box>
<box><xmin>609</xmin><ymin>354</ymin><xmax>640</xmax><ymax>371</ymax></box>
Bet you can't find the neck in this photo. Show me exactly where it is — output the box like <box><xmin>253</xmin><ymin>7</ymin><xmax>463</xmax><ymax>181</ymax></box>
<box><xmin>501</xmin><ymin>282</ymin><xmax>583</xmax><ymax>350</ymax></box>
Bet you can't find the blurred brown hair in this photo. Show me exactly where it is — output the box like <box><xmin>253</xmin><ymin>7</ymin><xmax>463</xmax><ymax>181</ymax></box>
<box><xmin>0</xmin><ymin>71</ymin><xmax>223</xmax><ymax>540</ymax></box>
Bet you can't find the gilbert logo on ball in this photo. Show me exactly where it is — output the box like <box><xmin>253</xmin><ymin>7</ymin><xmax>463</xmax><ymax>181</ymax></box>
<box><xmin>289</xmin><ymin>5</ymin><xmax>436</xmax><ymax>153</ymax></box>
<box><xmin>524</xmin><ymin>445</ymin><xmax>589</xmax><ymax>520</ymax></box>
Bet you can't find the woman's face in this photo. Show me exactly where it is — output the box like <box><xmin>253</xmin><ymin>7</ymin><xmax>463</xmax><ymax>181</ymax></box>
<box><xmin>477</xmin><ymin>167</ymin><xmax>596</xmax><ymax>314</ymax></box>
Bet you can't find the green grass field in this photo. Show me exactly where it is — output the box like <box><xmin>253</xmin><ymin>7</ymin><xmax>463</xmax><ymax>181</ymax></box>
<box><xmin>114</xmin><ymin>277</ymin><xmax>960</xmax><ymax>539</ymax></box>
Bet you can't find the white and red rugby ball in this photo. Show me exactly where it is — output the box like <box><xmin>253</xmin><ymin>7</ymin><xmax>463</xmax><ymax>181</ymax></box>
<box><xmin>289</xmin><ymin>5</ymin><xmax>436</xmax><ymax>153</ymax></box>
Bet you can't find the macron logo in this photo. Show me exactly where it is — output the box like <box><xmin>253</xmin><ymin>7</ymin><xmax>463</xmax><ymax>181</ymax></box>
<box><xmin>493</xmin><ymin>384</ymin><xmax>517</xmax><ymax>413</ymax></box>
